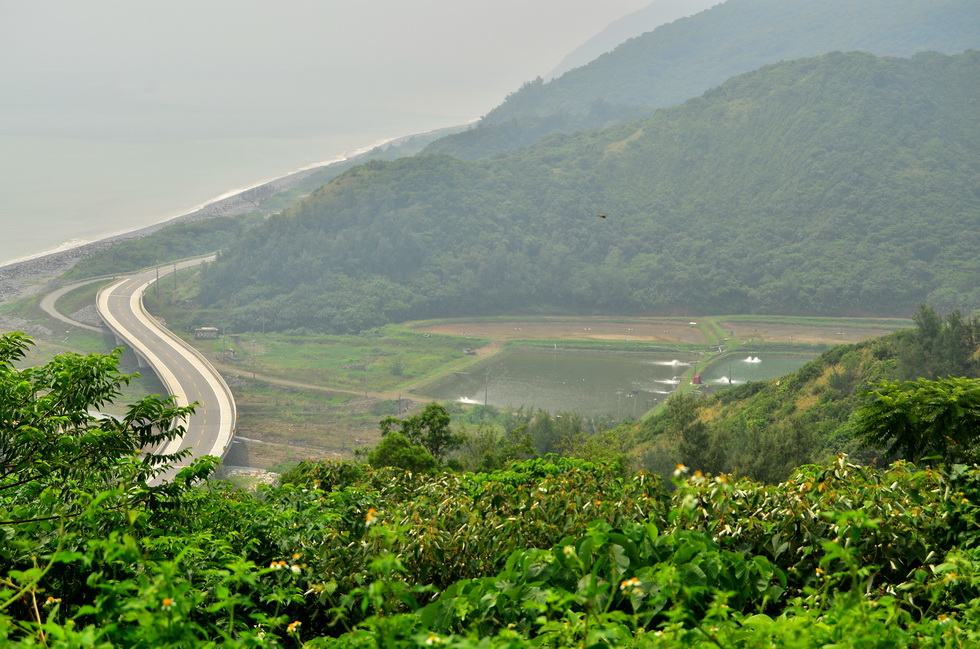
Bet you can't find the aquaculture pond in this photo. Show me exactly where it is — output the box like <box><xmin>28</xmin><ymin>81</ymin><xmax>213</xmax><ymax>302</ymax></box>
<box><xmin>423</xmin><ymin>349</ymin><xmax>816</xmax><ymax>418</ymax></box>
<box><xmin>422</xmin><ymin>349</ymin><xmax>697</xmax><ymax>418</ymax></box>
<box><xmin>698</xmin><ymin>354</ymin><xmax>813</xmax><ymax>387</ymax></box>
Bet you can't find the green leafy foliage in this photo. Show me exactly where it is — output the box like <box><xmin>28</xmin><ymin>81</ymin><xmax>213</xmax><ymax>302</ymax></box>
<box><xmin>379</xmin><ymin>403</ymin><xmax>463</xmax><ymax>463</ymax></box>
<box><xmin>419</xmin><ymin>521</ymin><xmax>786</xmax><ymax>638</ymax></box>
<box><xmin>450</xmin><ymin>423</ymin><xmax>535</xmax><ymax>473</ymax></box>
<box><xmin>0</xmin><ymin>332</ymin><xmax>201</xmax><ymax>526</ymax></box>
<box><xmin>855</xmin><ymin>377</ymin><xmax>980</xmax><ymax>464</ymax></box>
<box><xmin>896</xmin><ymin>305</ymin><xmax>980</xmax><ymax>380</ymax></box>
<box><xmin>4</xmin><ymin>333</ymin><xmax>980</xmax><ymax>645</ymax></box>
<box><xmin>286</xmin><ymin>456</ymin><xmax>977</xmax><ymax>647</ymax></box>
<box><xmin>367</xmin><ymin>432</ymin><xmax>439</xmax><ymax>473</ymax></box>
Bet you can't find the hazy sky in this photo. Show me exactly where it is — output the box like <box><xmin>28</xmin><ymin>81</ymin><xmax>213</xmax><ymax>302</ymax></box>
<box><xmin>1</xmin><ymin>0</ymin><xmax>654</xmax><ymax>137</ymax></box>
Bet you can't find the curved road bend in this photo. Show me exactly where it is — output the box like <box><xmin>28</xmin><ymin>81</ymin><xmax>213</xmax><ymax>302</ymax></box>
<box><xmin>39</xmin><ymin>278</ymin><xmax>104</xmax><ymax>333</ymax></box>
<box><xmin>97</xmin><ymin>258</ymin><xmax>235</xmax><ymax>483</ymax></box>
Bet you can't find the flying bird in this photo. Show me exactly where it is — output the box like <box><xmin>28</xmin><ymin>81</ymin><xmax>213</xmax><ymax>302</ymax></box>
<box><xmin>596</xmin><ymin>214</ymin><xmax>607</xmax><ymax>218</ymax></box>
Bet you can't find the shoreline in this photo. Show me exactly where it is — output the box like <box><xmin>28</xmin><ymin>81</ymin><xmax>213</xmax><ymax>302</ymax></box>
<box><xmin>0</xmin><ymin>165</ymin><xmax>312</xmax><ymax>305</ymax></box>
<box><xmin>0</xmin><ymin>123</ymin><xmax>470</xmax><ymax>307</ymax></box>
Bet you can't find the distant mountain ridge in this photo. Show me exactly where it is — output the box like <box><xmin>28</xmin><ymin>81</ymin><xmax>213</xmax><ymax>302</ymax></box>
<box><xmin>544</xmin><ymin>0</ymin><xmax>718</xmax><ymax>80</ymax></box>
<box><xmin>426</xmin><ymin>0</ymin><xmax>980</xmax><ymax>159</ymax></box>
<box><xmin>198</xmin><ymin>51</ymin><xmax>980</xmax><ymax>335</ymax></box>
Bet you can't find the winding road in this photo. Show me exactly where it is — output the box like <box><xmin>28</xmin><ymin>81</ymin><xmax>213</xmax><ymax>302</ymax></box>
<box><xmin>95</xmin><ymin>258</ymin><xmax>236</xmax><ymax>483</ymax></box>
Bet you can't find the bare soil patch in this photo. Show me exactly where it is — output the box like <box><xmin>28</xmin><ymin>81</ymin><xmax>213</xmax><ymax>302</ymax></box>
<box><xmin>721</xmin><ymin>321</ymin><xmax>907</xmax><ymax>345</ymax></box>
<box><xmin>415</xmin><ymin>319</ymin><xmax>707</xmax><ymax>344</ymax></box>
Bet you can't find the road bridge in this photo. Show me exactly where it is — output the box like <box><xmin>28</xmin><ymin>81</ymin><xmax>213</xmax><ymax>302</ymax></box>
<box><xmin>96</xmin><ymin>258</ymin><xmax>235</xmax><ymax>483</ymax></box>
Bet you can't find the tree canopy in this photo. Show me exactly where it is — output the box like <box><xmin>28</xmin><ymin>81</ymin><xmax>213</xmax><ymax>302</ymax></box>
<box><xmin>855</xmin><ymin>377</ymin><xmax>980</xmax><ymax>464</ymax></box>
<box><xmin>367</xmin><ymin>431</ymin><xmax>438</xmax><ymax>473</ymax></box>
<box><xmin>0</xmin><ymin>331</ymin><xmax>207</xmax><ymax>528</ymax></box>
<box><xmin>378</xmin><ymin>402</ymin><xmax>463</xmax><ymax>464</ymax></box>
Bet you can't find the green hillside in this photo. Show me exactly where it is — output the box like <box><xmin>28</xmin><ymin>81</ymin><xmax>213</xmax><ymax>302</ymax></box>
<box><xmin>638</xmin><ymin>307</ymin><xmax>980</xmax><ymax>483</ymax></box>
<box><xmin>426</xmin><ymin>0</ymin><xmax>980</xmax><ymax>159</ymax></box>
<box><xmin>198</xmin><ymin>51</ymin><xmax>980</xmax><ymax>334</ymax></box>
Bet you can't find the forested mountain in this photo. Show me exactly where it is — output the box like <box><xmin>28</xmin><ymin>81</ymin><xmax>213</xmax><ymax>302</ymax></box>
<box><xmin>426</xmin><ymin>0</ymin><xmax>980</xmax><ymax>159</ymax></box>
<box><xmin>199</xmin><ymin>51</ymin><xmax>980</xmax><ymax>334</ymax></box>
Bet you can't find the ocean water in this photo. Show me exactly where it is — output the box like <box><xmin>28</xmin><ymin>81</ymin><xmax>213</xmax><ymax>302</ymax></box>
<box><xmin>0</xmin><ymin>117</ymin><xmax>457</xmax><ymax>267</ymax></box>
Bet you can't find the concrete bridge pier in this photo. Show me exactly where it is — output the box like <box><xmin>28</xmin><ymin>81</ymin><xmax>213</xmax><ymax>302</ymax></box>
<box><xmin>103</xmin><ymin>322</ymin><xmax>149</xmax><ymax>369</ymax></box>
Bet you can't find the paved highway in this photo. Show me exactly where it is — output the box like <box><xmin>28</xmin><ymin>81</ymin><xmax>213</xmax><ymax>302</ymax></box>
<box><xmin>96</xmin><ymin>259</ymin><xmax>235</xmax><ymax>482</ymax></box>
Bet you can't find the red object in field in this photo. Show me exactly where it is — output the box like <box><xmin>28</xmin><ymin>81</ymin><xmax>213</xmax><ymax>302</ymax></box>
<box><xmin>692</xmin><ymin>374</ymin><xmax>702</xmax><ymax>385</ymax></box>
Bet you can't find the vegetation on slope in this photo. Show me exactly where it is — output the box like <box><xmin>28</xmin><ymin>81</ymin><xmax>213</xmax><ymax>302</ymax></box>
<box><xmin>198</xmin><ymin>51</ymin><xmax>980</xmax><ymax>334</ymax></box>
<box><xmin>63</xmin><ymin>215</ymin><xmax>255</xmax><ymax>278</ymax></box>
<box><xmin>641</xmin><ymin>307</ymin><xmax>980</xmax><ymax>483</ymax></box>
<box><xmin>426</xmin><ymin>0</ymin><xmax>980</xmax><ymax>159</ymax></box>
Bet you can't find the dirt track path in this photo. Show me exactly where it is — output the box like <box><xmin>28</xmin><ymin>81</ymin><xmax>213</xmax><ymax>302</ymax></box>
<box><xmin>212</xmin><ymin>341</ymin><xmax>507</xmax><ymax>409</ymax></box>
<box><xmin>38</xmin><ymin>278</ymin><xmax>105</xmax><ymax>332</ymax></box>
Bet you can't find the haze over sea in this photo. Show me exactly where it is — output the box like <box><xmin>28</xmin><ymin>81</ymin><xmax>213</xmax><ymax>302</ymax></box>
<box><xmin>0</xmin><ymin>0</ymin><xmax>655</xmax><ymax>269</ymax></box>
<box><xmin>0</xmin><ymin>113</ymin><xmax>453</xmax><ymax>267</ymax></box>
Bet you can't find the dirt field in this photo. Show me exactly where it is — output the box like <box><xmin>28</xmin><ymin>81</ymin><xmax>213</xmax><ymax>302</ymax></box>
<box><xmin>415</xmin><ymin>319</ymin><xmax>708</xmax><ymax>343</ymax></box>
<box><xmin>719</xmin><ymin>321</ymin><xmax>910</xmax><ymax>345</ymax></box>
<box><xmin>415</xmin><ymin>317</ymin><xmax>910</xmax><ymax>346</ymax></box>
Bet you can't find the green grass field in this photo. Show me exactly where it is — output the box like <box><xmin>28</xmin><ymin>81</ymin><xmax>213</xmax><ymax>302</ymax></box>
<box><xmin>187</xmin><ymin>326</ymin><xmax>490</xmax><ymax>394</ymax></box>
